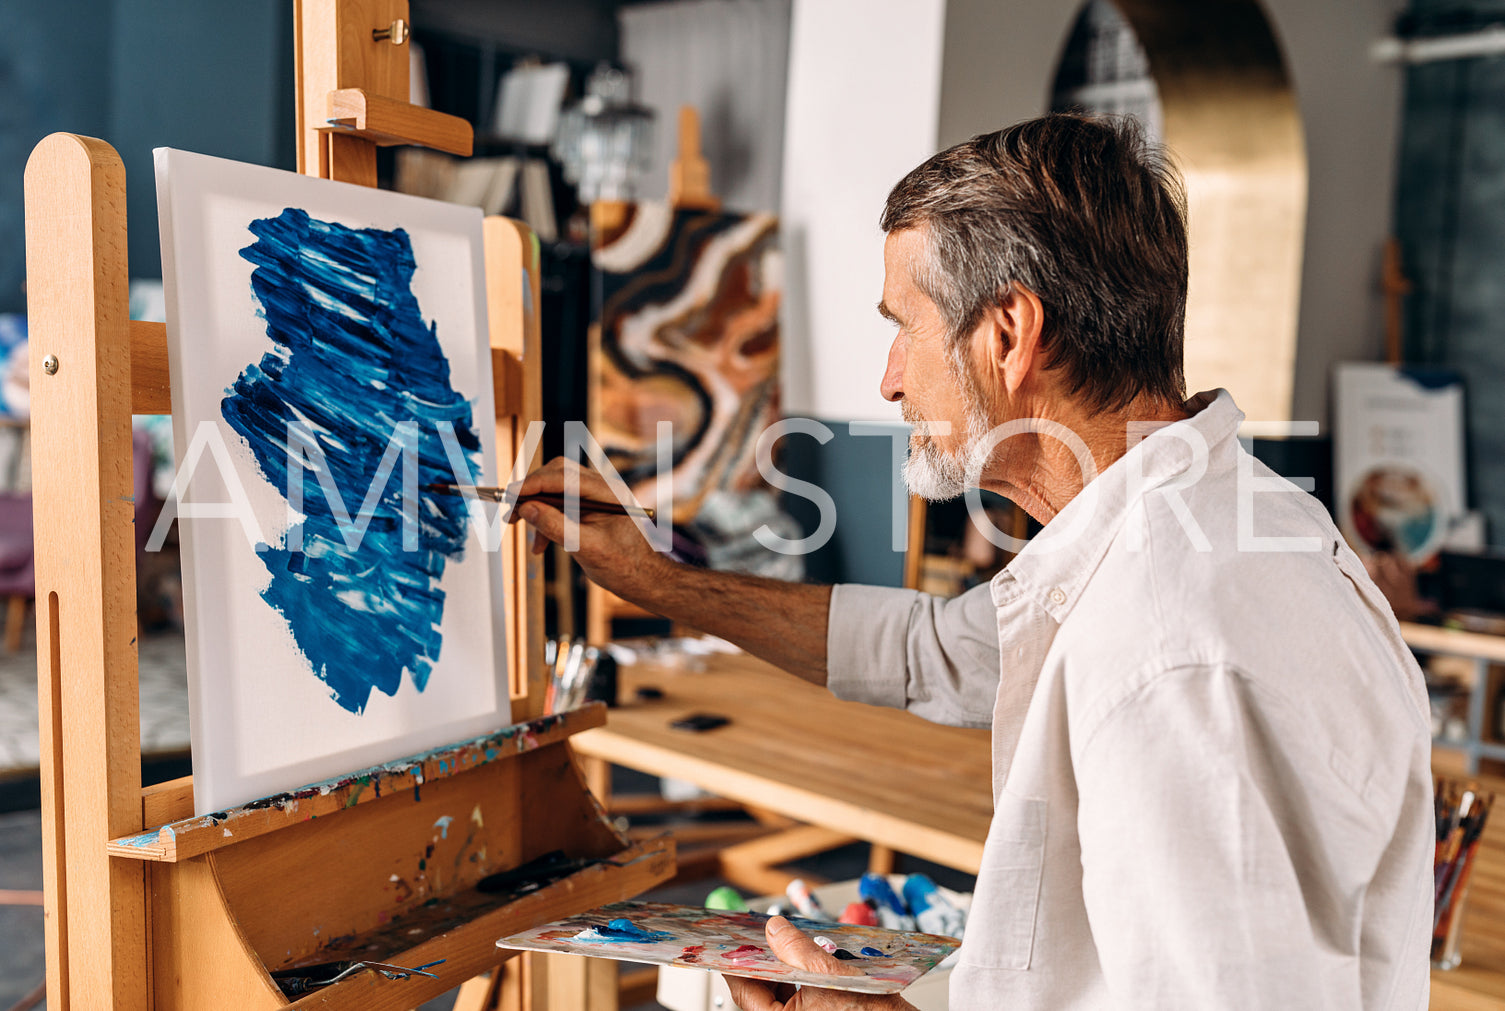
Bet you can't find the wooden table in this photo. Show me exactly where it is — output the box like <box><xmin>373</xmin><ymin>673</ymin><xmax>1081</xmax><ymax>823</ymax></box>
<box><xmin>572</xmin><ymin>651</ymin><xmax>994</xmax><ymax>874</ymax></box>
<box><xmin>575</xmin><ymin>649</ymin><xmax>1505</xmax><ymax>1007</ymax></box>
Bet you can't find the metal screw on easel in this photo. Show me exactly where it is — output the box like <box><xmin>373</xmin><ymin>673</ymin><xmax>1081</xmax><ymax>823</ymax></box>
<box><xmin>372</xmin><ymin>19</ymin><xmax>408</xmax><ymax>45</ymax></box>
<box><xmin>42</xmin><ymin>354</ymin><xmax>59</xmax><ymax>376</ymax></box>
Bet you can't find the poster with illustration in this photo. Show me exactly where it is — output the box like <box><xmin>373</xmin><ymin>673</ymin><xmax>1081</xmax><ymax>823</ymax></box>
<box><xmin>498</xmin><ymin>901</ymin><xmax>959</xmax><ymax>994</ymax></box>
<box><xmin>156</xmin><ymin>149</ymin><xmax>509</xmax><ymax>815</ymax></box>
<box><xmin>1334</xmin><ymin>363</ymin><xmax>1466</xmax><ymax>564</ymax></box>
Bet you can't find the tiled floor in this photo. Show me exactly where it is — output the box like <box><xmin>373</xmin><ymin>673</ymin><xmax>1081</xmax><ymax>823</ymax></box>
<box><xmin>0</xmin><ymin>623</ymin><xmax>191</xmax><ymax>774</ymax></box>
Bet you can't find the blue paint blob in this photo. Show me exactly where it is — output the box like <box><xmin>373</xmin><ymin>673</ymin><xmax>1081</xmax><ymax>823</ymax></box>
<box><xmin>572</xmin><ymin>918</ymin><xmax>675</xmax><ymax>944</ymax></box>
<box><xmin>222</xmin><ymin>207</ymin><xmax>481</xmax><ymax>714</ymax></box>
<box><xmin>859</xmin><ymin>946</ymin><xmax>885</xmax><ymax>958</ymax></box>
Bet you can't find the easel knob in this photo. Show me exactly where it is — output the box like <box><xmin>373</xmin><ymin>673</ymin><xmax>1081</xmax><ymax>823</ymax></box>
<box><xmin>373</xmin><ymin>18</ymin><xmax>409</xmax><ymax>45</ymax></box>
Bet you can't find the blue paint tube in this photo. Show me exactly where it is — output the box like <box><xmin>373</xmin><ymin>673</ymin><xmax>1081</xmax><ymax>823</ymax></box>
<box><xmin>859</xmin><ymin>872</ymin><xmax>915</xmax><ymax>931</ymax></box>
<box><xmin>902</xmin><ymin>873</ymin><xmax>966</xmax><ymax>939</ymax></box>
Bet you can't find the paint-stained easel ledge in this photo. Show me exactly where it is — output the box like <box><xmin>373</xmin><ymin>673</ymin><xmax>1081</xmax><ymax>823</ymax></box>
<box><xmin>108</xmin><ymin>704</ymin><xmax>605</xmax><ymax>863</ymax></box>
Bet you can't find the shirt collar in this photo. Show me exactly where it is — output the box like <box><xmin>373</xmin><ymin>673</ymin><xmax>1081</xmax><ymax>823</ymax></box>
<box><xmin>989</xmin><ymin>389</ymin><xmax>1245</xmax><ymax>619</ymax></box>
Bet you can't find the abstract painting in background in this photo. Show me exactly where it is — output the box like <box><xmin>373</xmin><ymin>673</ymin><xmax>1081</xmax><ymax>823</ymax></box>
<box><xmin>592</xmin><ymin>203</ymin><xmax>802</xmax><ymax>577</ymax></box>
<box><xmin>156</xmin><ymin>150</ymin><xmax>511</xmax><ymax>815</ymax></box>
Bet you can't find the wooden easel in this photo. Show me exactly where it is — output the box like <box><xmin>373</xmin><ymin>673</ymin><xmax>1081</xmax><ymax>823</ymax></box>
<box><xmin>24</xmin><ymin>2</ymin><xmax>671</xmax><ymax>1008</ymax></box>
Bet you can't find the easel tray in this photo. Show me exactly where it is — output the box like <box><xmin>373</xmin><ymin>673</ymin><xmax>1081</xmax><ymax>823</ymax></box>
<box><xmin>109</xmin><ymin>705</ymin><xmax>606</xmax><ymax>862</ymax></box>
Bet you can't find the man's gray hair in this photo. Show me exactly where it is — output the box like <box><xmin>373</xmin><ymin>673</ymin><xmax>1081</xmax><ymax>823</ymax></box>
<box><xmin>881</xmin><ymin>114</ymin><xmax>1189</xmax><ymax>413</ymax></box>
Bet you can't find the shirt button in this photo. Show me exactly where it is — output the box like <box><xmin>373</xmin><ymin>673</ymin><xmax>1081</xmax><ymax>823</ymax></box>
<box><xmin>1049</xmin><ymin>587</ymin><xmax>1067</xmax><ymax>605</ymax></box>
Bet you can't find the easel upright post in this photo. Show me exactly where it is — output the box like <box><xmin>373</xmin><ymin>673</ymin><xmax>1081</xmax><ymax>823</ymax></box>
<box><xmin>296</xmin><ymin>0</ymin><xmax>409</xmax><ymax>184</ymax></box>
<box><xmin>25</xmin><ymin>133</ymin><xmax>148</xmax><ymax>1010</ymax></box>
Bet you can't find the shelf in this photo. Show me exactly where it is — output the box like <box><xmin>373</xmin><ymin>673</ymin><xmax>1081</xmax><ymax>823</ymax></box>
<box><xmin>322</xmin><ymin>88</ymin><xmax>473</xmax><ymax>157</ymax></box>
<box><xmin>108</xmin><ymin>704</ymin><xmax>605</xmax><ymax>862</ymax></box>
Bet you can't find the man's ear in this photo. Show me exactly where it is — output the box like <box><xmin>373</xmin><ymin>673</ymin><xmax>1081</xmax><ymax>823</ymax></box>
<box><xmin>995</xmin><ymin>284</ymin><xmax>1045</xmax><ymax>396</ymax></box>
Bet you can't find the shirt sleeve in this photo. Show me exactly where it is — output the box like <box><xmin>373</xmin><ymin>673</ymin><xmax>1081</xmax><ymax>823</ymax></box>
<box><xmin>825</xmin><ymin>582</ymin><xmax>1000</xmax><ymax>728</ymax></box>
<box><xmin>1073</xmin><ymin>663</ymin><xmax>1335</xmax><ymax>1009</ymax></box>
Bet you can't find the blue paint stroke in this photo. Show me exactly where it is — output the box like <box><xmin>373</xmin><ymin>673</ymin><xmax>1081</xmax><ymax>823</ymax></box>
<box><xmin>222</xmin><ymin>207</ymin><xmax>480</xmax><ymax>714</ymax></box>
<box><xmin>572</xmin><ymin>919</ymin><xmax>675</xmax><ymax>944</ymax></box>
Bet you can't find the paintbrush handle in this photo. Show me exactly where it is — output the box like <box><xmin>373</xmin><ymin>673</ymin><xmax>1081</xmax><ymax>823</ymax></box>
<box><xmin>520</xmin><ymin>492</ymin><xmax>657</xmax><ymax>522</ymax></box>
<box><xmin>427</xmin><ymin>484</ymin><xmax>656</xmax><ymax>521</ymax></box>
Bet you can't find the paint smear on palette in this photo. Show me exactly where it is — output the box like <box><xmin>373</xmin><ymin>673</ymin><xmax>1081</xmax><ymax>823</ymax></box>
<box><xmin>221</xmin><ymin>207</ymin><xmax>481</xmax><ymax>714</ymax></box>
<box><xmin>572</xmin><ymin>918</ymin><xmax>674</xmax><ymax>944</ymax></box>
<box><xmin>498</xmin><ymin>901</ymin><xmax>960</xmax><ymax>995</ymax></box>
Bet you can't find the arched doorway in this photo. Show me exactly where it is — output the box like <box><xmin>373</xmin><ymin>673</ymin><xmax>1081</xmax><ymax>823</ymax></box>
<box><xmin>1050</xmin><ymin>0</ymin><xmax>1307</xmax><ymax>424</ymax></box>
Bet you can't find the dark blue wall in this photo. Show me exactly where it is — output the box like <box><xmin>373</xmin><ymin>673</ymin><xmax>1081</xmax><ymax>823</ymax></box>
<box><xmin>0</xmin><ymin>0</ymin><xmax>289</xmax><ymax>313</ymax></box>
<box><xmin>0</xmin><ymin>1</ymin><xmax>115</xmax><ymax>312</ymax></box>
<box><xmin>780</xmin><ymin>419</ymin><xmax>909</xmax><ymax>588</ymax></box>
<box><xmin>110</xmin><ymin>1</ymin><xmax>290</xmax><ymax>284</ymax></box>
<box><xmin>1394</xmin><ymin>0</ymin><xmax>1505</xmax><ymax>547</ymax></box>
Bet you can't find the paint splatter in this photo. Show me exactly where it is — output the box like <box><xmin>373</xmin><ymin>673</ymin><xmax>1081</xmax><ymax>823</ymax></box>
<box><xmin>572</xmin><ymin>918</ymin><xmax>674</xmax><ymax>944</ymax></box>
<box><xmin>222</xmin><ymin>207</ymin><xmax>481</xmax><ymax>714</ymax></box>
<box><xmin>433</xmin><ymin>815</ymin><xmax>453</xmax><ymax>840</ymax></box>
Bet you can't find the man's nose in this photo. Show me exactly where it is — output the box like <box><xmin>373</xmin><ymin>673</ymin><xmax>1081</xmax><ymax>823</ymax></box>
<box><xmin>881</xmin><ymin>335</ymin><xmax>905</xmax><ymax>402</ymax></box>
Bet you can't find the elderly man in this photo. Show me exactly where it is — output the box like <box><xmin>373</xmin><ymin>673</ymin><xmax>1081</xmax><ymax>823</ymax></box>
<box><xmin>511</xmin><ymin>115</ymin><xmax>1433</xmax><ymax>1009</ymax></box>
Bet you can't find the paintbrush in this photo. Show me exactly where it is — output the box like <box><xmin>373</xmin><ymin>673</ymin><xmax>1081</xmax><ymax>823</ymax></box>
<box><xmin>425</xmin><ymin>483</ymin><xmax>656</xmax><ymax>521</ymax></box>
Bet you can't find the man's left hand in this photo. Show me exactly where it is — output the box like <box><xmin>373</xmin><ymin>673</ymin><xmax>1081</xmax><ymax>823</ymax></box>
<box><xmin>723</xmin><ymin>916</ymin><xmax>917</xmax><ymax>1011</ymax></box>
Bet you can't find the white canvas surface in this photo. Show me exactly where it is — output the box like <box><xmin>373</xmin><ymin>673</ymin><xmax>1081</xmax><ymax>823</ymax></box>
<box><xmin>155</xmin><ymin>149</ymin><xmax>509</xmax><ymax>816</ymax></box>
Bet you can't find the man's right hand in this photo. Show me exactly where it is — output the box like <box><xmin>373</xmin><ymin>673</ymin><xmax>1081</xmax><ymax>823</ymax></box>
<box><xmin>506</xmin><ymin>457</ymin><xmax>677</xmax><ymax>605</ymax></box>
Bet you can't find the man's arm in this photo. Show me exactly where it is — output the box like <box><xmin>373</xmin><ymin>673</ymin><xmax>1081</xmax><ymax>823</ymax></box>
<box><xmin>511</xmin><ymin>459</ymin><xmax>1003</xmax><ymax>724</ymax></box>
<box><xmin>509</xmin><ymin>458</ymin><xmax>833</xmax><ymax>684</ymax></box>
<box><xmin>826</xmin><ymin>583</ymin><xmax>1000</xmax><ymax>728</ymax></box>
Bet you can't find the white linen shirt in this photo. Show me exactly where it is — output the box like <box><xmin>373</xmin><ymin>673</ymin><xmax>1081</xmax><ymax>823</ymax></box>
<box><xmin>827</xmin><ymin>390</ymin><xmax>1433</xmax><ymax>1010</ymax></box>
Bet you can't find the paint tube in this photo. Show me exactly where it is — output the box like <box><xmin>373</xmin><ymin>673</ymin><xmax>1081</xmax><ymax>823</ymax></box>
<box><xmin>705</xmin><ymin>885</ymin><xmax>748</xmax><ymax>912</ymax></box>
<box><xmin>786</xmin><ymin>878</ymin><xmax>832</xmax><ymax>920</ymax></box>
<box><xmin>901</xmin><ymin>873</ymin><xmax>966</xmax><ymax>939</ymax></box>
<box><xmin>859</xmin><ymin>872</ymin><xmax>915</xmax><ymax>931</ymax></box>
<box><xmin>839</xmin><ymin>901</ymin><xmax>878</xmax><ymax>926</ymax></box>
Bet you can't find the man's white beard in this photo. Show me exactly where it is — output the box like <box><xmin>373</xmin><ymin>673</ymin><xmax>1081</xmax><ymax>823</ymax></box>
<box><xmin>902</xmin><ymin>395</ymin><xmax>992</xmax><ymax>503</ymax></box>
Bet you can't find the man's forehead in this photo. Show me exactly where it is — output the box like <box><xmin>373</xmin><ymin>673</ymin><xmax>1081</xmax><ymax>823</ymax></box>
<box><xmin>880</xmin><ymin>229</ymin><xmax>929</xmax><ymax>320</ymax></box>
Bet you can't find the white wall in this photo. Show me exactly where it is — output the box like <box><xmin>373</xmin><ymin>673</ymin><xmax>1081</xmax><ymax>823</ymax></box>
<box><xmin>779</xmin><ymin>0</ymin><xmax>948</xmax><ymax>422</ymax></box>
<box><xmin>779</xmin><ymin>0</ymin><xmax>1403</xmax><ymax>426</ymax></box>
<box><xmin>621</xmin><ymin>0</ymin><xmax>793</xmax><ymax>214</ymax></box>
<box><xmin>1266</xmin><ymin>0</ymin><xmax>1402</xmax><ymax>426</ymax></box>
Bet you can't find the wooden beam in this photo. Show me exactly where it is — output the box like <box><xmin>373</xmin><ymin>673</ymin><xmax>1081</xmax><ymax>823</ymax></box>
<box><xmin>324</xmin><ymin>88</ymin><xmax>472</xmax><ymax>155</ymax></box>
<box><xmin>25</xmin><ymin>130</ymin><xmax>148</xmax><ymax>1010</ymax></box>
<box><xmin>296</xmin><ymin>0</ymin><xmax>408</xmax><ymax>179</ymax></box>
<box><xmin>129</xmin><ymin>320</ymin><xmax>170</xmax><ymax>415</ymax></box>
<box><xmin>903</xmin><ymin>496</ymin><xmax>926</xmax><ymax>589</ymax></box>
<box><xmin>668</xmin><ymin>106</ymin><xmax>719</xmax><ymax>212</ymax></box>
<box><xmin>140</xmin><ymin>775</ymin><xmax>194</xmax><ymax>827</ymax></box>
<box><xmin>485</xmin><ymin>218</ymin><xmax>546</xmax><ymax>718</ymax></box>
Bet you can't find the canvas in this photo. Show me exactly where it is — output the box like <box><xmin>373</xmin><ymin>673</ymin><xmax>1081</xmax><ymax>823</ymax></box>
<box><xmin>496</xmin><ymin>901</ymin><xmax>959</xmax><ymax>995</ymax></box>
<box><xmin>155</xmin><ymin>149</ymin><xmax>509</xmax><ymax>816</ymax></box>
<box><xmin>592</xmin><ymin>204</ymin><xmax>781</xmax><ymax>526</ymax></box>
